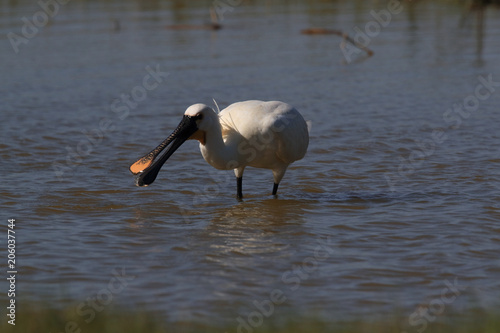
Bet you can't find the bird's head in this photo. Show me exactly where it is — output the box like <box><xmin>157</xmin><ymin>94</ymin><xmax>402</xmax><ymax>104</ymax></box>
<box><xmin>184</xmin><ymin>103</ymin><xmax>218</xmax><ymax>144</ymax></box>
<box><xmin>129</xmin><ymin>103</ymin><xmax>215</xmax><ymax>187</ymax></box>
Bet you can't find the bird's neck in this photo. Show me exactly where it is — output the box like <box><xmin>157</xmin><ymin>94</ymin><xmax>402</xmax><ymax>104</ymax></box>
<box><xmin>200</xmin><ymin>118</ymin><xmax>240</xmax><ymax>170</ymax></box>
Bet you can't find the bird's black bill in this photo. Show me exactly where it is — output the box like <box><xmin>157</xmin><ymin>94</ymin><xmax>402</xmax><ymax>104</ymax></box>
<box><xmin>129</xmin><ymin>115</ymin><xmax>199</xmax><ymax>187</ymax></box>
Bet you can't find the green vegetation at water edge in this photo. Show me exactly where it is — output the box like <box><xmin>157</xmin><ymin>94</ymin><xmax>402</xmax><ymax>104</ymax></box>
<box><xmin>1</xmin><ymin>304</ymin><xmax>500</xmax><ymax>333</ymax></box>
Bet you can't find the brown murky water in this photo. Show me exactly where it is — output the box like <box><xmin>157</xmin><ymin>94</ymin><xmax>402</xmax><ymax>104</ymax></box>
<box><xmin>1</xmin><ymin>0</ymin><xmax>500</xmax><ymax>329</ymax></box>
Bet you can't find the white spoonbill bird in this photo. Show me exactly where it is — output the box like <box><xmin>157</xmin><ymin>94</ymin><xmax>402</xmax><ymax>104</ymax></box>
<box><xmin>129</xmin><ymin>100</ymin><xmax>309</xmax><ymax>198</ymax></box>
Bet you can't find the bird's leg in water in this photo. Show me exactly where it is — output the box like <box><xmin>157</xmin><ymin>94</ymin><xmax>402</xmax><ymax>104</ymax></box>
<box><xmin>272</xmin><ymin>183</ymin><xmax>279</xmax><ymax>196</ymax></box>
<box><xmin>237</xmin><ymin>177</ymin><xmax>243</xmax><ymax>199</ymax></box>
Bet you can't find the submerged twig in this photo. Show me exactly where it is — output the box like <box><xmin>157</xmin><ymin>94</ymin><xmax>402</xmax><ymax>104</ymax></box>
<box><xmin>165</xmin><ymin>23</ymin><xmax>221</xmax><ymax>31</ymax></box>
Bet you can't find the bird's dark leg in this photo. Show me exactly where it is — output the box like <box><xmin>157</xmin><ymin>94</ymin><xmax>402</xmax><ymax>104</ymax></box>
<box><xmin>236</xmin><ymin>177</ymin><xmax>243</xmax><ymax>199</ymax></box>
<box><xmin>272</xmin><ymin>183</ymin><xmax>279</xmax><ymax>196</ymax></box>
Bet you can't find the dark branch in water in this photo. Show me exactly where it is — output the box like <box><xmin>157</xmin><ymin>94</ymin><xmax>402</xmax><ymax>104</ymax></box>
<box><xmin>165</xmin><ymin>23</ymin><xmax>221</xmax><ymax>31</ymax></box>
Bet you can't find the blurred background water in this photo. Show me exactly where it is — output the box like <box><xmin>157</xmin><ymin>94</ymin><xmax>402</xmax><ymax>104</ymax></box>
<box><xmin>1</xmin><ymin>0</ymin><xmax>500</xmax><ymax>329</ymax></box>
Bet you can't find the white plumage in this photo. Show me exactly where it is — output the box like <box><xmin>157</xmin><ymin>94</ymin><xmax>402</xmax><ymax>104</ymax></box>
<box><xmin>130</xmin><ymin>100</ymin><xmax>309</xmax><ymax>198</ymax></box>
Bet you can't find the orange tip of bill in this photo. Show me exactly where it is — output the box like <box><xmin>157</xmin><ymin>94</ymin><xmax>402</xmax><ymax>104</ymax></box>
<box><xmin>129</xmin><ymin>156</ymin><xmax>153</xmax><ymax>175</ymax></box>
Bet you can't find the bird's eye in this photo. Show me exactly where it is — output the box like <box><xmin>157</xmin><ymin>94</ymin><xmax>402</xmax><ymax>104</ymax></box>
<box><xmin>194</xmin><ymin>114</ymin><xmax>203</xmax><ymax>120</ymax></box>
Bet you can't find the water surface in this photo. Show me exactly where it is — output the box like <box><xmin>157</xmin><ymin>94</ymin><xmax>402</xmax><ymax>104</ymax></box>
<box><xmin>1</xmin><ymin>0</ymin><xmax>500</xmax><ymax>329</ymax></box>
